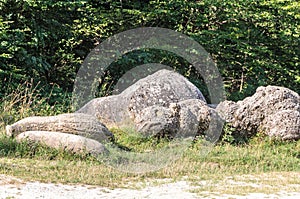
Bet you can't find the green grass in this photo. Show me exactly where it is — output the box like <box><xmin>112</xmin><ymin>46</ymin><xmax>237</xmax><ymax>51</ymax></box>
<box><xmin>109</xmin><ymin>127</ymin><xmax>173</xmax><ymax>152</ymax></box>
<box><xmin>0</xmin><ymin>130</ymin><xmax>299</xmax><ymax>189</ymax></box>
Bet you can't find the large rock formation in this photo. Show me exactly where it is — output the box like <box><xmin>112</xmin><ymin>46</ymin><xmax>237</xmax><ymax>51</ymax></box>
<box><xmin>6</xmin><ymin>69</ymin><xmax>211</xmax><ymax>156</ymax></box>
<box><xmin>217</xmin><ymin>86</ymin><xmax>300</xmax><ymax>140</ymax></box>
<box><xmin>77</xmin><ymin>69</ymin><xmax>206</xmax><ymax>127</ymax></box>
<box><xmin>8</xmin><ymin>70</ymin><xmax>299</xmax><ymax>158</ymax></box>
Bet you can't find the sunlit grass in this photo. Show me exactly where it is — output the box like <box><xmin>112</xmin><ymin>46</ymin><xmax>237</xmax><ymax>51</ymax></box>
<box><xmin>0</xmin><ymin>130</ymin><xmax>299</xmax><ymax>189</ymax></box>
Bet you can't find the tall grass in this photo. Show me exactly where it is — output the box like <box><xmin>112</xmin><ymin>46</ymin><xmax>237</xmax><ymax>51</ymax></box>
<box><xmin>0</xmin><ymin>80</ymin><xmax>71</xmax><ymax>131</ymax></box>
<box><xmin>0</xmin><ymin>80</ymin><xmax>74</xmax><ymax>160</ymax></box>
<box><xmin>0</xmin><ymin>132</ymin><xmax>299</xmax><ymax>187</ymax></box>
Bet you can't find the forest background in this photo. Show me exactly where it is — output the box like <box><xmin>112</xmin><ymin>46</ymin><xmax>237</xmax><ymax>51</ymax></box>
<box><xmin>0</xmin><ymin>0</ymin><xmax>299</xmax><ymax>114</ymax></box>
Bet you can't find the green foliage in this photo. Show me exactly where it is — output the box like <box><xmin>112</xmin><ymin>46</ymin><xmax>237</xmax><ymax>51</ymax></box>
<box><xmin>220</xmin><ymin>123</ymin><xmax>252</xmax><ymax>145</ymax></box>
<box><xmin>0</xmin><ymin>0</ymin><xmax>85</xmax><ymax>99</ymax></box>
<box><xmin>142</xmin><ymin>0</ymin><xmax>300</xmax><ymax>100</ymax></box>
<box><xmin>0</xmin><ymin>0</ymin><xmax>299</xmax><ymax>103</ymax></box>
<box><xmin>221</xmin><ymin>123</ymin><xmax>236</xmax><ymax>144</ymax></box>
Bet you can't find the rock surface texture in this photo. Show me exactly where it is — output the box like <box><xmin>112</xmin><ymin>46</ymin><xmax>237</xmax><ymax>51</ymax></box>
<box><xmin>217</xmin><ymin>86</ymin><xmax>300</xmax><ymax>140</ymax></box>
<box><xmin>6</xmin><ymin>113</ymin><xmax>114</xmax><ymax>143</ymax></box>
<box><xmin>177</xmin><ymin>99</ymin><xmax>212</xmax><ymax>137</ymax></box>
<box><xmin>16</xmin><ymin>131</ymin><xmax>107</xmax><ymax>156</ymax></box>
<box><xmin>134</xmin><ymin>99</ymin><xmax>219</xmax><ymax>138</ymax></box>
<box><xmin>133</xmin><ymin>104</ymin><xmax>180</xmax><ymax>137</ymax></box>
<box><xmin>77</xmin><ymin>69</ymin><xmax>206</xmax><ymax>127</ymax></box>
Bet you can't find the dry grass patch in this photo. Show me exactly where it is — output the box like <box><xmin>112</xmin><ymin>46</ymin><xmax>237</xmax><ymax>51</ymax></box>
<box><xmin>190</xmin><ymin>172</ymin><xmax>300</xmax><ymax>197</ymax></box>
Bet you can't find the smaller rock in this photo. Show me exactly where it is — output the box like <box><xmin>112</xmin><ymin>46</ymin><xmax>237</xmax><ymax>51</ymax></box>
<box><xmin>134</xmin><ymin>104</ymin><xmax>180</xmax><ymax>137</ymax></box>
<box><xmin>177</xmin><ymin>99</ymin><xmax>211</xmax><ymax>137</ymax></box>
<box><xmin>6</xmin><ymin>113</ymin><xmax>113</xmax><ymax>143</ymax></box>
<box><xmin>216</xmin><ymin>85</ymin><xmax>300</xmax><ymax>140</ymax></box>
<box><xmin>133</xmin><ymin>99</ymin><xmax>220</xmax><ymax>139</ymax></box>
<box><xmin>16</xmin><ymin>131</ymin><xmax>107</xmax><ymax>156</ymax></box>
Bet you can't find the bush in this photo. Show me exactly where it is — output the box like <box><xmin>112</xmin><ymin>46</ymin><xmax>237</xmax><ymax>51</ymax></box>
<box><xmin>0</xmin><ymin>0</ymin><xmax>299</xmax><ymax>103</ymax></box>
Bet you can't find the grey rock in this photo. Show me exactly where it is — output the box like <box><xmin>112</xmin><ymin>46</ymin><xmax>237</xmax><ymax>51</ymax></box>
<box><xmin>263</xmin><ymin>110</ymin><xmax>300</xmax><ymax>140</ymax></box>
<box><xmin>124</xmin><ymin>69</ymin><xmax>206</xmax><ymax>119</ymax></box>
<box><xmin>177</xmin><ymin>99</ymin><xmax>211</xmax><ymax>137</ymax></box>
<box><xmin>134</xmin><ymin>99</ymin><xmax>219</xmax><ymax>138</ymax></box>
<box><xmin>76</xmin><ymin>95</ymin><xmax>131</xmax><ymax>128</ymax></box>
<box><xmin>216</xmin><ymin>85</ymin><xmax>300</xmax><ymax>140</ymax></box>
<box><xmin>6</xmin><ymin>113</ymin><xmax>113</xmax><ymax>143</ymax></box>
<box><xmin>134</xmin><ymin>103</ymin><xmax>180</xmax><ymax>137</ymax></box>
<box><xmin>16</xmin><ymin>131</ymin><xmax>107</xmax><ymax>156</ymax></box>
<box><xmin>216</xmin><ymin>100</ymin><xmax>239</xmax><ymax>123</ymax></box>
<box><xmin>77</xmin><ymin>69</ymin><xmax>206</xmax><ymax>127</ymax></box>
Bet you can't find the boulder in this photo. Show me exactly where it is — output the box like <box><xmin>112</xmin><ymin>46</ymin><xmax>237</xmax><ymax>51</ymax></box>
<box><xmin>177</xmin><ymin>99</ymin><xmax>212</xmax><ymax>137</ymax></box>
<box><xmin>77</xmin><ymin>69</ymin><xmax>206</xmax><ymax>127</ymax></box>
<box><xmin>216</xmin><ymin>85</ymin><xmax>300</xmax><ymax>140</ymax></box>
<box><xmin>6</xmin><ymin>113</ymin><xmax>114</xmax><ymax>143</ymax></box>
<box><xmin>124</xmin><ymin>69</ymin><xmax>206</xmax><ymax>118</ymax></box>
<box><xmin>134</xmin><ymin>99</ymin><xmax>219</xmax><ymax>138</ymax></box>
<box><xmin>134</xmin><ymin>103</ymin><xmax>180</xmax><ymax>137</ymax></box>
<box><xmin>16</xmin><ymin>131</ymin><xmax>107</xmax><ymax>156</ymax></box>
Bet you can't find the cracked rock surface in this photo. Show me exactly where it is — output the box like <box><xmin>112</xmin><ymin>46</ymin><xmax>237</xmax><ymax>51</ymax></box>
<box><xmin>217</xmin><ymin>86</ymin><xmax>300</xmax><ymax>140</ymax></box>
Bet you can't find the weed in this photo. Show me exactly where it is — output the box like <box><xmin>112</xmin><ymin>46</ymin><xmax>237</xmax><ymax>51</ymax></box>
<box><xmin>0</xmin><ymin>80</ymin><xmax>71</xmax><ymax>131</ymax></box>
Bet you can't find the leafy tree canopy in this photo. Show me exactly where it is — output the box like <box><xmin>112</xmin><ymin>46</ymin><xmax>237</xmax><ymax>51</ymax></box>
<box><xmin>0</xmin><ymin>0</ymin><xmax>299</xmax><ymax>102</ymax></box>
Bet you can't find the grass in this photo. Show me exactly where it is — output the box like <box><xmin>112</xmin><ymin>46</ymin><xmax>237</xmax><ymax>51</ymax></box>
<box><xmin>0</xmin><ymin>82</ymin><xmax>299</xmax><ymax>196</ymax></box>
<box><xmin>0</xmin><ymin>131</ymin><xmax>299</xmax><ymax>189</ymax></box>
<box><xmin>0</xmin><ymin>80</ymin><xmax>71</xmax><ymax>130</ymax></box>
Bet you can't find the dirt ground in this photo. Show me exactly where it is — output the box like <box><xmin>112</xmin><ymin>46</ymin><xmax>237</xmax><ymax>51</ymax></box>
<box><xmin>1</xmin><ymin>174</ymin><xmax>300</xmax><ymax>199</ymax></box>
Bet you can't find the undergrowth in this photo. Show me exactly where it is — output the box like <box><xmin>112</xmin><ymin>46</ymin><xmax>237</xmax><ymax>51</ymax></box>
<box><xmin>0</xmin><ymin>80</ymin><xmax>71</xmax><ymax>132</ymax></box>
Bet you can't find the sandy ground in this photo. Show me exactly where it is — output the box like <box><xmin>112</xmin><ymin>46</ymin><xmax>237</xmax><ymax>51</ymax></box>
<box><xmin>1</xmin><ymin>174</ymin><xmax>300</xmax><ymax>199</ymax></box>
